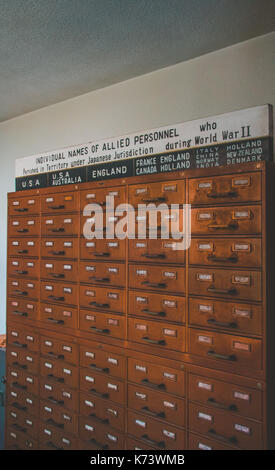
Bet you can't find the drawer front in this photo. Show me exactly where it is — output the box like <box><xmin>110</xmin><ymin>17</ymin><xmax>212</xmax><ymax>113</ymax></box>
<box><xmin>189</xmin><ymin>329</ymin><xmax>262</xmax><ymax>371</ymax></box>
<box><xmin>40</xmin><ymin>335</ymin><xmax>78</xmax><ymax>365</ymax></box>
<box><xmin>189</xmin><ymin>172</ymin><xmax>261</xmax><ymax>205</ymax></box>
<box><xmin>8</xmin><ymin>217</ymin><xmax>40</xmax><ymax>236</ymax></box>
<box><xmin>189</xmin><ymin>402</ymin><xmax>263</xmax><ymax>450</ymax></box>
<box><xmin>189</xmin><ymin>267</ymin><xmax>261</xmax><ymax>302</ymax></box>
<box><xmin>40</xmin><ymin>378</ymin><xmax>79</xmax><ymax>412</ymax></box>
<box><xmin>79</xmin><ymin>310</ymin><xmax>125</xmax><ymax>339</ymax></box>
<box><xmin>7</xmin><ymin>347</ymin><xmax>38</xmax><ymax>374</ymax></box>
<box><xmin>7</xmin><ymin>386</ymin><xmax>39</xmax><ymax>416</ymax></box>
<box><xmin>128</xmin><ymin>290</ymin><xmax>186</xmax><ymax>324</ymax></box>
<box><xmin>188</xmin><ymin>432</ymin><xmax>235</xmax><ymax>450</ymax></box>
<box><xmin>6</xmin><ymin>427</ymin><xmax>38</xmax><ymax>450</ymax></box>
<box><xmin>189</xmin><ymin>238</ymin><xmax>261</xmax><ymax>268</ymax></box>
<box><xmin>7</xmin><ymin>298</ymin><xmax>38</xmax><ymax>322</ymax></box>
<box><xmin>79</xmin><ymin>285</ymin><xmax>125</xmax><ymax>313</ymax></box>
<box><xmin>41</xmin><ymin>191</ymin><xmax>79</xmax><ymax>214</ymax></box>
<box><xmin>9</xmin><ymin>196</ymin><xmax>40</xmax><ymax>216</ymax></box>
<box><xmin>8</xmin><ymin>238</ymin><xmax>39</xmax><ymax>257</ymax></box>
<box><xmin>126</xmin><ymin>437</ymin><xmax>155</xmax><ymax>450</ymax></box>
<box><xmin>81</xmin><ymin>212</ymin><xmax>125</xmax><ymax>237</ymax></box>
<box><xmin>128</xmin><ymin>383</ymin><xmax>185</xmax><ymax>427</ymax></box>
<box><xmin>130</xmin><ymin>209</ymin><xmax>185</xmax><ymax>238</ymax></box>
<box><xmin>81</xmin><ymin>186</ymin><xmax>126</xmax><ymax>210</ymax></box>
<box><xmin>79</xmin><ymin>368</ymin><xmax>125</xmax><ymax>405</ymax></box>
<box><xmin>129</xmin><ymin>180</ymin><xmax>186</xmax><ymax>206</ymax></box>
<box><xmin>189</xmin><ymin>297</ymin><xmax>262</xmax><ymax>336</ymax></box>
<box><xmin>40</xmin><ymin>280</ymin><xmax>78</xmax><ymax>305</ymax></box>
<box><xmin>41</xmin><ymin>259</ymin><xmax>78</xmax><ymax>282</ymax></box>
<box><xmin>79</xmin><ymin>416</ymin><xmax>125</xmax><ymax>450</ymax></box>
<box><xmin>127</xmin><ymin>410</ymin><xmax>186</xmax><ymax>450</ymax></box>
<box><xmin>191</xmin><ymin>205</ymin><xmax>261</xmax><ymax>235</ymax></box>
<box><xmin>79</xmin><ymin>392</ymin><xmax>125</xmax><ymax>432</ymax></box>
<box><xmin>41</xmin><ymin>237</ymin><xmax>78</xmax><ymax>259</ymax></box>
<box><xmin>79</xmin><ymin>345</ymin><xmax>125</xmax><ymax>379</ymax></box>
<box><xmin>8</xmin><ymin>257</ymin><xmax>39</xmax><ymax>279</ymax></box>
<box><xmin>128</xmin><ymin>358</ymin><xmax>185</xmax><ymax>397</ymax></box>
<box><xmin>7</xmin><ymin>406</ymin><xmax>39</xmax><ymax>439</ymax></box>
<box><xmin>7</xmin><ymin>325</ymin><xmax>39</xmax><ymax>353</ymax></box>
<box><xmin>79</xmin><ymin>261</ymin><xmax>125</xmax><ymax>287</ymax></box>
<box><xmin>40</xmin><ymin>357</ymin><xmax>78</xmax><ymax>388</ymax></box>
<box><xmin>40</xmin><ymin>399</ymin><xmax>78</xmax><ymax>435</ymax></box>
<box><xmin>7</xmin><ymin>278</ymin><xmax>39</xmax><ymax>300</ymax></box>
<box><xmin>129</xmin><ymin>264</ymin><xmax>185</xmax><ymax>294</ymax></box>
<box><xmin>40</xmin><ymin>302</ymin><xmax>78</xmax><ymax>329</ymax></box>
<box><xmin>128</xmin><ymin>318</ymin><xmax>186</xmax><ymax>352</ymax></box>
<box><xmin>39</xmin><ymin>422</ymin><xmax>79</xmax><ymax>450</ymax></box>
<box><xmin>41</xmin><ymin>214</ymin><xmax>79</xmax><ymax>236</ymax></box>
<box><xmin>129</xmin><ymin>238</ymin><xmax>186</xmax><ymax>264</ymax></box>
<box><xmin>7</xmin><ymin>367</ymin><xmax>39</xmax><ymax>395</ymax></box>
<box><xmin>188</xmin><ymin>373</ymin><xmax>262</xmax><ymax>421</ymax></box>
<box><xmin>80</xmin><ymin>237</ymin><xmax>126</xmax><ymax>261</ymax></box>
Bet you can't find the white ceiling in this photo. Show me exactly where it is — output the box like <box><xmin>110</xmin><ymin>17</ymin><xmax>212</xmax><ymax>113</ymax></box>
<box><xmin>0</xmin><ymin>0</ymin><xmax>274</xmax><ymax>122</ymax></box>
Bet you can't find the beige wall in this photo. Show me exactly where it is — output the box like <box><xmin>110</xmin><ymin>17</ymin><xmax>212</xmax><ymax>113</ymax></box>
<box><xmin>0</xmin><ymin>31</ymin><xmax>274</xmax><ymax>332</ymax></box>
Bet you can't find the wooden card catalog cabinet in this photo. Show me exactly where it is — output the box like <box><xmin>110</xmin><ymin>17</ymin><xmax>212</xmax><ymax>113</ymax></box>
<box><xmin>5</xmin><ymin>161</ymin><xmax>275</xmax><ymax>450</ymax></box>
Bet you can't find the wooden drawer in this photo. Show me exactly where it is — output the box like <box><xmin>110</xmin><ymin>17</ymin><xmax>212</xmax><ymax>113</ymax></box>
<box><xmin>7</xmin><ymin>346</ymin><xmax>38</xmax><ymax>374</ymax></box>
<box><xmin>129</xmin><ymin>180</ymin><xmax>186</xmax><ymax>206</ymax></box>
<box><xmin>6</xmin><ymin>386</ymin><xmax>39</xmax><ymax>417</ymax></box>
<box><xmin>79</xmin><ymin>310</ymin><xmax>125</xmax><ymax>339</ymax></box>
<box><xmin>128</xmin><ymin>358</ymin><xmax>185</xmax><ymax>397</ymax></box>
<box><xmin>129</xmin><ymin>238</ymin><xmax>186</xmax><ymax>264</ymax></box>
<box><xmin>40</xmin><ymin>357</ymin><xmax>78</xmax><ymax>389</ymax></box>
<box><xmin>40</xmin><ymin>335</ymin><xmax>78</xmax><ymax>365</ymax></box>
<box><xmin>81</xmin><ymin>211</ymin><xmax>125</xmax><ymax>238</ymax></box>
<box><xmin>79</xmin><ymin>344</ymin><xmax>125</xmax><ymax>379</ymax></box>
<box><xmin>7</xmin><ymin>298</ymin><xmax>38</xmax><ymax>322</ymax></box>
<box><xmin>79</xmin><ymin>367</ymin><xmax>125</xmax><ymax>405</ymax></box>
<box><xmin>7</xmin><ymin>278</ymin><xmax>39</xmax><ymax>300</ymax></box>
<box><xmin>191</xmin><ymin>205</ymin><xmax>261</xmax><ymax>235</ymax></box>
<box><xmin>39</xmin><ymin>422</ymin><xmax>79</xmax><ymax>450</ymax></box>
<box><xmin>188</xmin><ymin>432</ymin><xmax>235</xmax><ymax>450</ymax></box>
<box><xmin>8</xmin><ymin>238</ymin><xmax>39</xmax><ymax>257</ymax></box>
<box><xmin>79</xmin><ymin>261</ymin><xmax>125</xmax><ymax>287</ymax></box>
<box><xmin>189</xmin><ymin>267</ymin><xmax>261</xmax><ymax>302</ymax></box>
<box><xmin>8</xmin><ymin>257</ymin><xmax>39</xmax><ymax>279</ymax></box>
<box><xmin>128</xmin><ymin>290</ymin><xmax>186</xmax><ymax>324</ymax></box>
<box><xmin>40</xmin><ymin>302</ymin><xmax>78</xmax><ymax>329</ymax></box>
<box><xmin>80</xmin><ymin>237</ymin><xmax>126</xmax><ymax>261</ymax></box>
<box><xmin>8</xmin><ymin>216</ymin><xmax>40</xmax><ymax>236</ymax></box>
<box><xmin>79</xmin><ymin>415</ymin><xmax>125</xmax><ymax>450</ymax></box>
<box><xmin>189</xmin><ymin>172</ymin><xmax>261</xmax><ymax>205</ymax></box>
<box><xmin>189</xmin><ymin>297</ymin><xmax>262</xmax><ymax>336</ymax></box>
<box><xmin>7</xmin><ymin>405</ymin><xmax>39</xmax><ymax>439</ymax></box>
<box><xmin>129</xmin><ymin>264</ymin><xmax>185</xmax><ymax>294</ymax></box>
<box><xmin>188</xmin><ymin>372</ymin><xmax>262</xmax><ymax>421</ymax></box>
<box><xmin>41</xmin><ymin>214</ymin><xmax>79</xmax><ymax>236</ymax></box>
<box><xmin>79</xmin><ymin>392</ymin><xmax>125</xmax><ymax>432</ymax></box>
<box><xmin>7</xmin><ymin>325</ymin><xmax>39</xmax><ymax>353</ymax></box>
<box><xmin>189</xmin><ymin>238</ymin><xmax>261</xmax><ymax>268</ymax></box>
<box><xmin>41</xmin><ymin>191</ymin><xmax>79</xmax><ymax>214</ymax></box>
<box><xmin>41</xmin><ymin>259</ymin><xmax>78</xmax><ymax>282</ymax></box>
<box><xmin>129</xmin><ymin>208</ymin><xmax>185</xmax><ymax>238</ymax></box>
<box><xmin>40</xmin><ymin>280</ymin><xmax>78</xmax><ymax>305</ymax></box>
<box><xmin>127</xmin><ymin>410</ymin><xmax>186</xmax><ymax>450</ymax></box>
<box><xmin>79</xmin><ymin>285</ymin><xmax>125</xmax><ymax>313</ymax></box>
<box><xmin>81</xmin><ymin>186</ymin><xmax>126</xmax><ymax>211</ymax></box>
<box><xmin>128</xmin><ymin>383</ymin><xmax>185</xmax><ymax>427</ymax></box>
<box><xmin>41</xmin><ymin>237</ymin><xmax>79</xmax><ymax>259</ymax></box>
<box><xmin>126</xmin><ymin>437</ymin><xmax>155</xmax><ymax>450</ymax></box>
<box><xmin>7</xmin><ymin>367</ymin><xmax>39</xmax><ymax>395</ymax></box>
<box><xmin>189</xmin><ymin>329</ymin><xmax>262</xmax><ymax>371</ymax></box>
<box><xmin>6</xmin><ymin>426</ymin><xmax>38</xmax><ymax>450</ymax></box>
<box><xmin>40</xmin><ymin>378</ymin><xmax>79</xmax><ymax>412</ymax></box>
<box><xmin>128</xmin><ymin>318</ymin><xmax>186</xmax><ymax>352</ymax></box>
<box><xmin>8</xmin><ymin>195</ymin><xmax>40</xmax><ymax>216</ymax></box>
<box><xmin>188</xmin><ymin>402</ymin><xmax>263</xmax><ymax>450</ymax></box>
<box><xmin>40</xmin><ymin>399</ymin><xmax>78</xmax><ymax>435</ymax></box>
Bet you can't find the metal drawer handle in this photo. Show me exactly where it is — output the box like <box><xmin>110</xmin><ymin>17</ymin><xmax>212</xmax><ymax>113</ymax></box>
<box><xmin>90</xmin><ymin>327</ymin><xmax>110</xmax><ymax>335</ymax></box>
<box><xmin>11</xmin><ymin>341</ymin><xmax>27</xmax><ymax>349</ymax></box>
<box><xmin>46</xmin><ymin>418</ymin><xmax>64</xmax><ymax>429</ymax></box>
<box><xmin>47</xmin><ymin>374</ymin><xmax>64</xmax><ymax>383</ymax></box>
<box><xmin>141</xmin><ymin>406</ymin><xmax>165</xmax><ymax>419</ymax></box>
<box><xmin>50</xmin><ymin>228</ymin><xmax>65</xmax><ymax>233</ymax></box>
<box><xmin>89</xmin><ymin>389</ymin><xmax>109</xmax><ymax>399</ymax></box>
<box><xmin>89</xmin><ymin>301</ymin><xmax>110</xmax><ymax>309</ymax></box>
<box><xmin>89</xmin><ymin>276</ymin><xmax>110</xmax><ymax>283</ymax></box>
<box><xmin>14</xmin><ymin>207</ymin><xmax>28</xmax><ymax>212</ymax></box>
<box><xmin>207</xmin><ymin>254</ymin><xmax>238</xmax><ymax>263</ymax></box>
<box><xmin>13</xmin><ymin>270</ymin><xmax>29</xmax><ymax>275</ymax></box>
<box><xmin>47</xmin><ymin>352</ymin><xmax>65</xmax><ymax>360</ymax></box>
<box><xmin>207</xmin><ymin>318</ymin><xmax>238</xmax><ymax>329</ymax></box>
<box><xmin>141</xmin><ymin>197</ymin><xmax>167</xmax><ymax>203</ymax></box>
<box><xmin>12</xmin><ymin>361</ymin><xmax>27</xmax><ymax>370</ymax></box>
<box><xmin>46</xmin><ymin>441</ymin><xmax>63</xmax><ymax>450</ymax></box>
<box><xmin>12</xmin><ymin>423</ymin><xmax>27</xmax><ymax>433</ymax></box>
<box><xmin>89</xmin><ymin>364</ymin><xmax>110</xmax><ymax>374</ymax></box>
<box><xmin>141</xmin><ymin>253</ymin><xmax>166</xmax><ymax>259</ymax></box>
<box><xmin>207</xmin><ymin>222</ymin><xmax>239</xmax><ymax>230</ymax></box>
<box><xmin>141</xmin><ymin>308</ymin><xmax>166</xmax><ymax>318</ymax></box>
<box><xmin>48</xmin><ymin>295</ymin><xmax>65</xmax><ymax>301</ymax></box>
<box><xmin>141</xmin><ymin>281</ymin><xmax>167</xmax><ymax>288</ymax></box>
<box><xmin>142</xmin><ymin>337</ymin><xmax>166</xmax><ymax>346</ymax></box>
<box><xmin>207</xmin><ymin>285</ymin><xmax>238</xmax><ymax>295</ymax></box>
<box><xmin>50</xmin><ymin>250</ymin><xmax>66</xmax><ymax>256</ymax></box>
<box><xmin>47</xmin><ymin>318</ymin><xmax>65</xmax><ymax>325</ymax></box>
<box><xmin>207</xmin><ymin>397</ymin><xmax>237</xmax><ymax>412</ymax></box>
<box><xmin>12</xmin><ymin>310</ymin><xmax>28</xmax><ymax>317</ymax></box>
<box><xmin>16</xmin><ymin>229</ymin><xmax>29</xmax><ymax>233</ymax></box>
<box><xmin>12</xmin><ymin>382</ymin><xmax>27</xmax><ymax>390</ymax></box>
<box><xmin>141</xmin><ymin>378</ymin><xmax>166</xmax><ymax>390</ymax></box>
<box><xmin>17</xmin><ymin>250</ymin><xmax>29</xmax><ymax>254</ymax></box>
<box><xmin>208</xmin><ymin>429</ymin><xmax>237</xmax><ymax>445</ymax></box>
<box><xmin>48</xmin><ymin>397</ymin><xmax>64</xmax><ymax>406</ymax></box>
<box><xmin>141</xmin><ymin>434</ymin><xmax>165</xmax><ymax>449</ymax></box>
<box><xmin>206</xmin><ymin>190</ymin><xmax>238</xmax><ymax>199</ymax></box>
<box><xmin>49</xmin><ymin>273</ymin><xmax>65</xmax><ymax>279</ymax></box>
<box><xmin>88</xmin><ymin>438</ymin><xmax>109</xmax><ymax>450</ymax></box>
<box><xmin>93</xmin><ymin>252</ymin><xmax>110</xmax><ymax>257</ymax></box>
<box><xmin>11</xmin><ymin>402</ymin><xmax>27</xmax><ymax>411</ymax></box>
<box><xmin>48</xmin><ymin>205</ymin><xmax>65</xmax><ymax>210</ymax></box>
<box><xmin>13</xmin><ymin>290</ymin><xmax>28</xmax><ymax>296</ymax></box>
<box><xmin>207</xmin><ymin>350</ymin><xmax>237</xmax><ymax>362</ymax></box>
<box><xmin>88</xmin><ymin>413</ymin><xmax>109</xmax><ymax>425</ymax></box>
